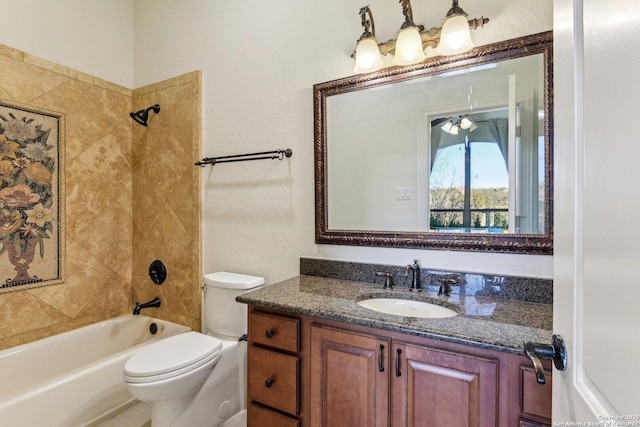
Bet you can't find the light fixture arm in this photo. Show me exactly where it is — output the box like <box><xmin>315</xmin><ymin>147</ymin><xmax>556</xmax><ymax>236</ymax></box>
<box><xmin>357</xmin><ymin>6</ymin><xmax>376</xmax><ymax>41</ymax></box>
<box><xmin>446</xmin><ymin>0</ymin><xmax>466</xmax><ymax>17</ymax></box>
<box><xmin>399</xmin><ymin>0</ymin><xmax>420</xmax><ymax>30</ymax></box>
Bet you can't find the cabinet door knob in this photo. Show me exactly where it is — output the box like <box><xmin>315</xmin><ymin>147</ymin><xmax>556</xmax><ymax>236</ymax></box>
<box><xmin>265</xmin><ymin>329</ymin><xmax>274</xmax><ymax>339</ymax></box>
<box><xmin>264</xmin><ymin>378</ymin><xmax>274</xmax><ymax>388</ymax></box>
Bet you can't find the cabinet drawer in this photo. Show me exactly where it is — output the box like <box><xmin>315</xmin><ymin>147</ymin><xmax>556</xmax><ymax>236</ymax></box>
<box><xmin>249</xmin><ymin>311</ymin><xmax>299</xmax><ymax>353</ymax></box>
<box><xmin>248</xmin><ymin>345</ymin><xmax>299</xmax><ymax>415</ymax></box>
<box><xmin>248</xmin><ymin>403</ymin><xmax>300</xmax><ymax>427</ymax></box>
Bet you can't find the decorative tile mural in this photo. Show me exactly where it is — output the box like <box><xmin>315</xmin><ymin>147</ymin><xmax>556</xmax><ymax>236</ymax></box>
<box><xmin>0</xmin><ymin>100</ymin><xmax>65</xmax><ymax>292</ymax></box>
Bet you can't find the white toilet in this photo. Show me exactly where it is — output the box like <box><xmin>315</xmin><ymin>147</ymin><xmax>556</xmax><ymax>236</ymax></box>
<box><xmin>123</xmin><ymin>272</ymin><xmax>264</xmax><ymax>427</ymax></box>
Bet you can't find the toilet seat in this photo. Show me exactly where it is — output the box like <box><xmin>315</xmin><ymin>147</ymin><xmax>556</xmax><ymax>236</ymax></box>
<box><xmin>124</xmin><ymin>332</ymin><xmax>222</xmax><ymax>384</ymax></box>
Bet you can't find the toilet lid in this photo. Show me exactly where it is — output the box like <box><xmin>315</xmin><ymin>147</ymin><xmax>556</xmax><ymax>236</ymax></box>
<box><xmin>124</xmin><ymin>332</ymin><xmax>222</xmax><ymax>381</ymax></box>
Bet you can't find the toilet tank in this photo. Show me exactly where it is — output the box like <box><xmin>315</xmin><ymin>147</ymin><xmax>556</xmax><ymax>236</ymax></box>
<box><xmin>203</xmin><ymin>272</ymin><xmax>264</xmax><ymax>338</ymax></box>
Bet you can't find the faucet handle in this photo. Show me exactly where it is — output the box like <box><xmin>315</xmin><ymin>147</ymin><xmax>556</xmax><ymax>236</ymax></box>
<box><xmin>437</xmin><ymin>276</ymin><xmax>458</xmax><ymax>296</ymax></box>
<box><xmin>375</xmin><ymin>272</ymin><xmax>395</xmax><ymax>289</ymax></box>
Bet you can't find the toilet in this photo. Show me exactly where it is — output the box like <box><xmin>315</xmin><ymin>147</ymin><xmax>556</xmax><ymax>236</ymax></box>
<box><xmin>123</xmin><ymin>272</ymin><xmax>264</xmax><ymax>427</ymax></box>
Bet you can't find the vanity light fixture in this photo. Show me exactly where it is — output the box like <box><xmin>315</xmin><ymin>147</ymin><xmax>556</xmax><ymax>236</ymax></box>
<box><xmin>437</xmin><ymin>0</ymin><xmax>474</xmax><ymax>56</ymax></box>
<box><xmin>391</xmin><ymin>0</ymin><xmax>427</xmax><ymax>66</ymax></box>
<box><xmin>352</xmin><ymin>0</ymin><xmax>489</xmax><ymax>74</ymax></box>
<box><xmin>353</xmin><ymin>6</ymin><xmax>385</xmax><ymax>73</ymax></box>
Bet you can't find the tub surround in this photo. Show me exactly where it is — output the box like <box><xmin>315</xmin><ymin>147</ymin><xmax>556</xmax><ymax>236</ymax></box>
<box><xmin>0</xmin><ymin>43</ymin><xmax>202</xmax><ymax>350</ymax></box>
<box><xmin>131</xmin><ymin>71</ymin><xmax>202</xmax><ymax>332</ymax></box>
<box><xmin>237</xmin><ymin>266</ymin><xmax>552</xmax><ymax>353</ymax></box>
<box><xmin>0</xmin><ymin>43</ymin><xmax>134</xmax><ymax>350</ymax></box>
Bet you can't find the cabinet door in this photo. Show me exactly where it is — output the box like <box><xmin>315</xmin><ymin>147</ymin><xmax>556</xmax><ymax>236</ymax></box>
<box><xmin>392</xmin><ymin>342</ymin><xmax>499</xmax><ymax>427</ymax></box>
<box><xmin>310</xmin><ymin>324</ymin><xmax>390</xmax><ymax>427</ymax></box>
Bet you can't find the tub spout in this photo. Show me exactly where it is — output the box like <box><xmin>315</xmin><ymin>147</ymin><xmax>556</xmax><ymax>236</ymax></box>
<box><xmin>133</xmin><ymin>297</ymin><xmax>161</xmax><ymax>315</ymax></box>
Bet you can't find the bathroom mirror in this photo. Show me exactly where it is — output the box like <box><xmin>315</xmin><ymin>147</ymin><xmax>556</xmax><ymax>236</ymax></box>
<box><xmin>314</xmin><ymin>32</ymin><xmax>553</xmax><ymax>254</ymax></box>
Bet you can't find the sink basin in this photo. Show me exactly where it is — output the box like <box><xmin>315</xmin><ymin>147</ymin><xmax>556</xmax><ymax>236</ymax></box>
<box><xmin>357</xmin><ymin>298</ymin><xmax>457</xmax><ymax>319</ymax></box>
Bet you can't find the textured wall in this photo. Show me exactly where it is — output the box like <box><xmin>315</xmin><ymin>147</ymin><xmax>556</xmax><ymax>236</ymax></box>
<box><xmin>0</xmin><ymin>44</ymin><xmax>133</xmax><ymax>350</ymax></box>
<box><xmin>131</xmin><ymin>72</ymin><xmax>202</xmax><ymax>331</ymax></box>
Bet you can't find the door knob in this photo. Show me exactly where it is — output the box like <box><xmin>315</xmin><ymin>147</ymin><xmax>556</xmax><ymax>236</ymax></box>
<box><xmin>523</xmin><ymin>334</ymin><xmax>568</xmax><ymax>385</ymax></box>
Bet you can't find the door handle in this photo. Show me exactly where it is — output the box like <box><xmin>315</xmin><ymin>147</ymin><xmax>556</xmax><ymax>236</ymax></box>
<box><xmin>523</xmin><ymin>334</ymin><xmax>568</xmax><ymax>385</ymax></box>
<box><xmin>378</xmin><ymin>344</ymin><xmax>385</xmax><ymax>372</ymax></box>
<box><xmin>395</xmin><ymin>348</ymin><xmax>402</xmax><ymax>377</ymax></box>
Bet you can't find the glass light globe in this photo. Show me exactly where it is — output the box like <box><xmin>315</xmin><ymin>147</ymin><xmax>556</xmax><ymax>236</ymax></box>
<box><xmin>392</xmin><ymin>27</ymin><xmax>426</xmax><ymax>66</ymax></box>
<box><xmin>353</xmin><ymin>37</ymin><xmax>384</xmax><ymax>74</ymax></box>
<box><xmin>460</xmin><ymin>116</ymin><xmax>473</xmax><ymax>129</ymax></box>
<box><xmin>438</xmin><ymin>14</ymin><xmax>474</xmax><ymax>56</ymax></box>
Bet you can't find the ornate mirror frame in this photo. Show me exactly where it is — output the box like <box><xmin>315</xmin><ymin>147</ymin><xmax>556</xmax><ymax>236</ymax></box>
<box><xmin>314</xmin><ymin>31</ymin><xmax>553</xmax><ymax>254</ymax></box>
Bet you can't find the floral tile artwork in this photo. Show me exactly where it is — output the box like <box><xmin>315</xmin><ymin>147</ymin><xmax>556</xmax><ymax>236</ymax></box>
<box><xmin>0</xmin><ymin>100</ymin><xmax>65</xmax><ymax>292</ymax></box>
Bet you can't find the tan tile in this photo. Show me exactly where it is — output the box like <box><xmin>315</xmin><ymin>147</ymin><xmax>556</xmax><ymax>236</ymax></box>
<box><xmin>76</xmin><ymin>271</ymin><xmax>131</xmax><ymax>318</ymax></box>
<box><xmin>0</xmin><ymin>44</ymin><xmax>24</xmax><ymax>61</ymax></box>
<box><xmin>92</xmin><ymin>77</ymin><xmax>132</xmax><ymax>96</ymax></box>
<box><xmin>77</xmin><ymin>80</ymin><xmax>133</xmax><ymax>133</ymax></box>
<box><xmin>75</xmin><ymin>197</ymin><xmax>132</xmax><ymax>283</ymax></box>
<box><xmin>28</xmin><ymin>240</ymin><xmax>113</xmax><ymax>318</ymax></box>
<box><xmin>0</xmin><ymin>292</ymin><xmax>69</xmax><ymax>338</ymax></box>
<box><xmin>0</xmin><ymin>55</ymin><xmax>71</xmax><ymax>104</ymax></box>
<box><xmin>43</xmin><ymin>90</ymin><xmax>115</xmax><ymax>161</ymax></box>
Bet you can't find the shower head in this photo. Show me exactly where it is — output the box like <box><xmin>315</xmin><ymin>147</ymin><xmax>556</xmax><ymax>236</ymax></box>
<box><xmin>130</xmin><ymin>104</ymin><xmax>160</xmax><ymax>127</ymax></box>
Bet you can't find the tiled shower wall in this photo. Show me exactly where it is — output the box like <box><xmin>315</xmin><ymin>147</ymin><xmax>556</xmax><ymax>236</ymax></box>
<box><xmin>0</xmin><ymin>44</ymin><xmax>202</xmax><ymax>350</ymax></box>
<box><xmin>131</xmin><ymin>72</ymin><xmax>202</xmax><ymax>331</ymax></box>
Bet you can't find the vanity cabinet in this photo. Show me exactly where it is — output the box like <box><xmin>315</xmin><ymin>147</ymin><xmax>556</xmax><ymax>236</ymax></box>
<box><xmin>247</xmin><ymin>310</ymin><xmax>302</xmax><ymax>427</ymax></box>
<box><xmin>310</xmin><ymin>324</ymin><xmax>390</xmax><ymax>427</ymax></box>
<box><xmin>247</xmin><ymin>306</ymin><xmax>551</xmax><ymax>427</ymax></box>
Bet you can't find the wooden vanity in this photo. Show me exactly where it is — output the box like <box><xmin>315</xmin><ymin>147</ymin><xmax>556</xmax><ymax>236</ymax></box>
<box><xmin>240</xmin><ymin>276</ymin><xmax>553</xmax><ymax>427</ymax></box>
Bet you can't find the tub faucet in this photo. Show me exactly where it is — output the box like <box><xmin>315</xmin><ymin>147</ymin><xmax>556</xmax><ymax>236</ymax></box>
<box><xmin>133</xmin><ymin>297</ymin><xmax>161</xmax><ymax>315</ymax></box>
<box><xmin>405</xmin><ymin>259</ymin><xmax>421</xmax><ymax>291</ymax></box>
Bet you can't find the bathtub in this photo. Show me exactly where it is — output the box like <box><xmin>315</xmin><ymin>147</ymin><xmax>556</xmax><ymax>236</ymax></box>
<box><xmin>0</xmin><ymin>314</ymin><xmax>190</xmax><ymax>427</ymax></box>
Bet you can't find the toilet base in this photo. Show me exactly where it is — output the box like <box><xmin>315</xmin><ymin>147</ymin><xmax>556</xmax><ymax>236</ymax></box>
<box><xmin>150</xmin><ymin>338</ymin><xmax>246</xmax><ymax>427</ymax></box>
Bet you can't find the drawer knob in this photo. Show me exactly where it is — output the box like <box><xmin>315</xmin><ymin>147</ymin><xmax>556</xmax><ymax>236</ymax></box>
<box><xmin>265</xmin><ymin>329</ymin><xmax>274</xmax><ymax>339</ymax></box>
<box><xmin>265</xmin><ymin>378</ymin><xmax>274</xmax><ymax>388</ymax></box>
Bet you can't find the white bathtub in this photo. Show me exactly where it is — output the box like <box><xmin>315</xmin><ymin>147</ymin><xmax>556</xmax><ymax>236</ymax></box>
<box><xmin>0</xmin><ymin>314</ymin><xmax>190</xmax><ymax>427</ymax></box>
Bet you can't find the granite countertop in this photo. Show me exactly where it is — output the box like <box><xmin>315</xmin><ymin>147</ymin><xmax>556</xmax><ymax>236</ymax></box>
<box><xmin>237</xmin><ymin>275</ymin><xmax>553</xmax><ymax>354</ymax></box>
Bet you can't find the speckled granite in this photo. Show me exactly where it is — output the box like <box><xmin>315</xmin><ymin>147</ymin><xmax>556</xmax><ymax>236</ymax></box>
<box><xmin>300</xmin><ymin>257</ymin><xmax>553</xmax><ymax>304</ymax></box>
<box><xmin>237</xmin><ymin>275</ymin><xmax>552</xmax><ymax>355</ymax></box>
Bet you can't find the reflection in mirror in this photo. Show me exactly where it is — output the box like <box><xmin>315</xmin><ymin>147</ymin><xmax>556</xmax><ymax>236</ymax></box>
<box><xmin>430</xmin><ymin>109</ymin><xmax>511</xmax><ymax>233</ymax></box>
<box><xmin>315</xmin><ymin>32</ymin><xmax>553</xmax><ymax>254</ymax></box>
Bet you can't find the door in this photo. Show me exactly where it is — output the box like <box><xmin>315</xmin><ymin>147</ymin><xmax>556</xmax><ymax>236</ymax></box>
<box><xmin>310</xmin><ymin>324</ymin><xmax>390</xmax><ymax>427</ymax></box>
<box><xmin>391</xmin><ymin>342</ymin><xmax>498</xmax><ymax>427</ymax></box>
<box><xmin>553</xmin><ymin>0</ymin><xmax>640</xmax><ymax>421</ymax></box>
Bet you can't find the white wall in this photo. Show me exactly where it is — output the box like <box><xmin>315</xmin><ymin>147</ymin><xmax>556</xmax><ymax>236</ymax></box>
<box><xmin>0</xmin><ymin>0</ymin><xmax>134</xmax><ymax>88</ymax></box>
<box><xmin>134</xmin><ymin>0</ymin><xmax>553</xmax><ymax>284</ymax></box>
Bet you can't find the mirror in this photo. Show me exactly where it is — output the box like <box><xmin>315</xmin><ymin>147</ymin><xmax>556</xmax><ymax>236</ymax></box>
<box><xmin>314</xmin><ymin>32</ymin><xmax>553</xmax><ymax>254</ymax></box>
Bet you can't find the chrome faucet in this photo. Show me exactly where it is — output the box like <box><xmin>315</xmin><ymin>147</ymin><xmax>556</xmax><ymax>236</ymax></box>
<box><xmin>132</xmin><ymin>297</ymin><xmax>161</xmax><ymax>315</ymax></box>
<box><xmin>375</xmin><ymin>272</ymin><xmax>395</xmax><ymax>290</ymax></box>
<box><xmin>405</xmin><ymin>259</ymin><xmax>421</xmax><ymax>291</ymax></box>
<box><xmin>438</xmin><ymin>277</ymin><xmax>458</xmax><ymax>297</ymax></box>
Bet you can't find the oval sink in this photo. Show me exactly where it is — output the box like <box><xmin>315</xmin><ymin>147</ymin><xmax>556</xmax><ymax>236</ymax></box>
<box><xmin>357</xmin><ymin>298</ymin><xmax>457</xmax><ymax>319</ymax></box>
